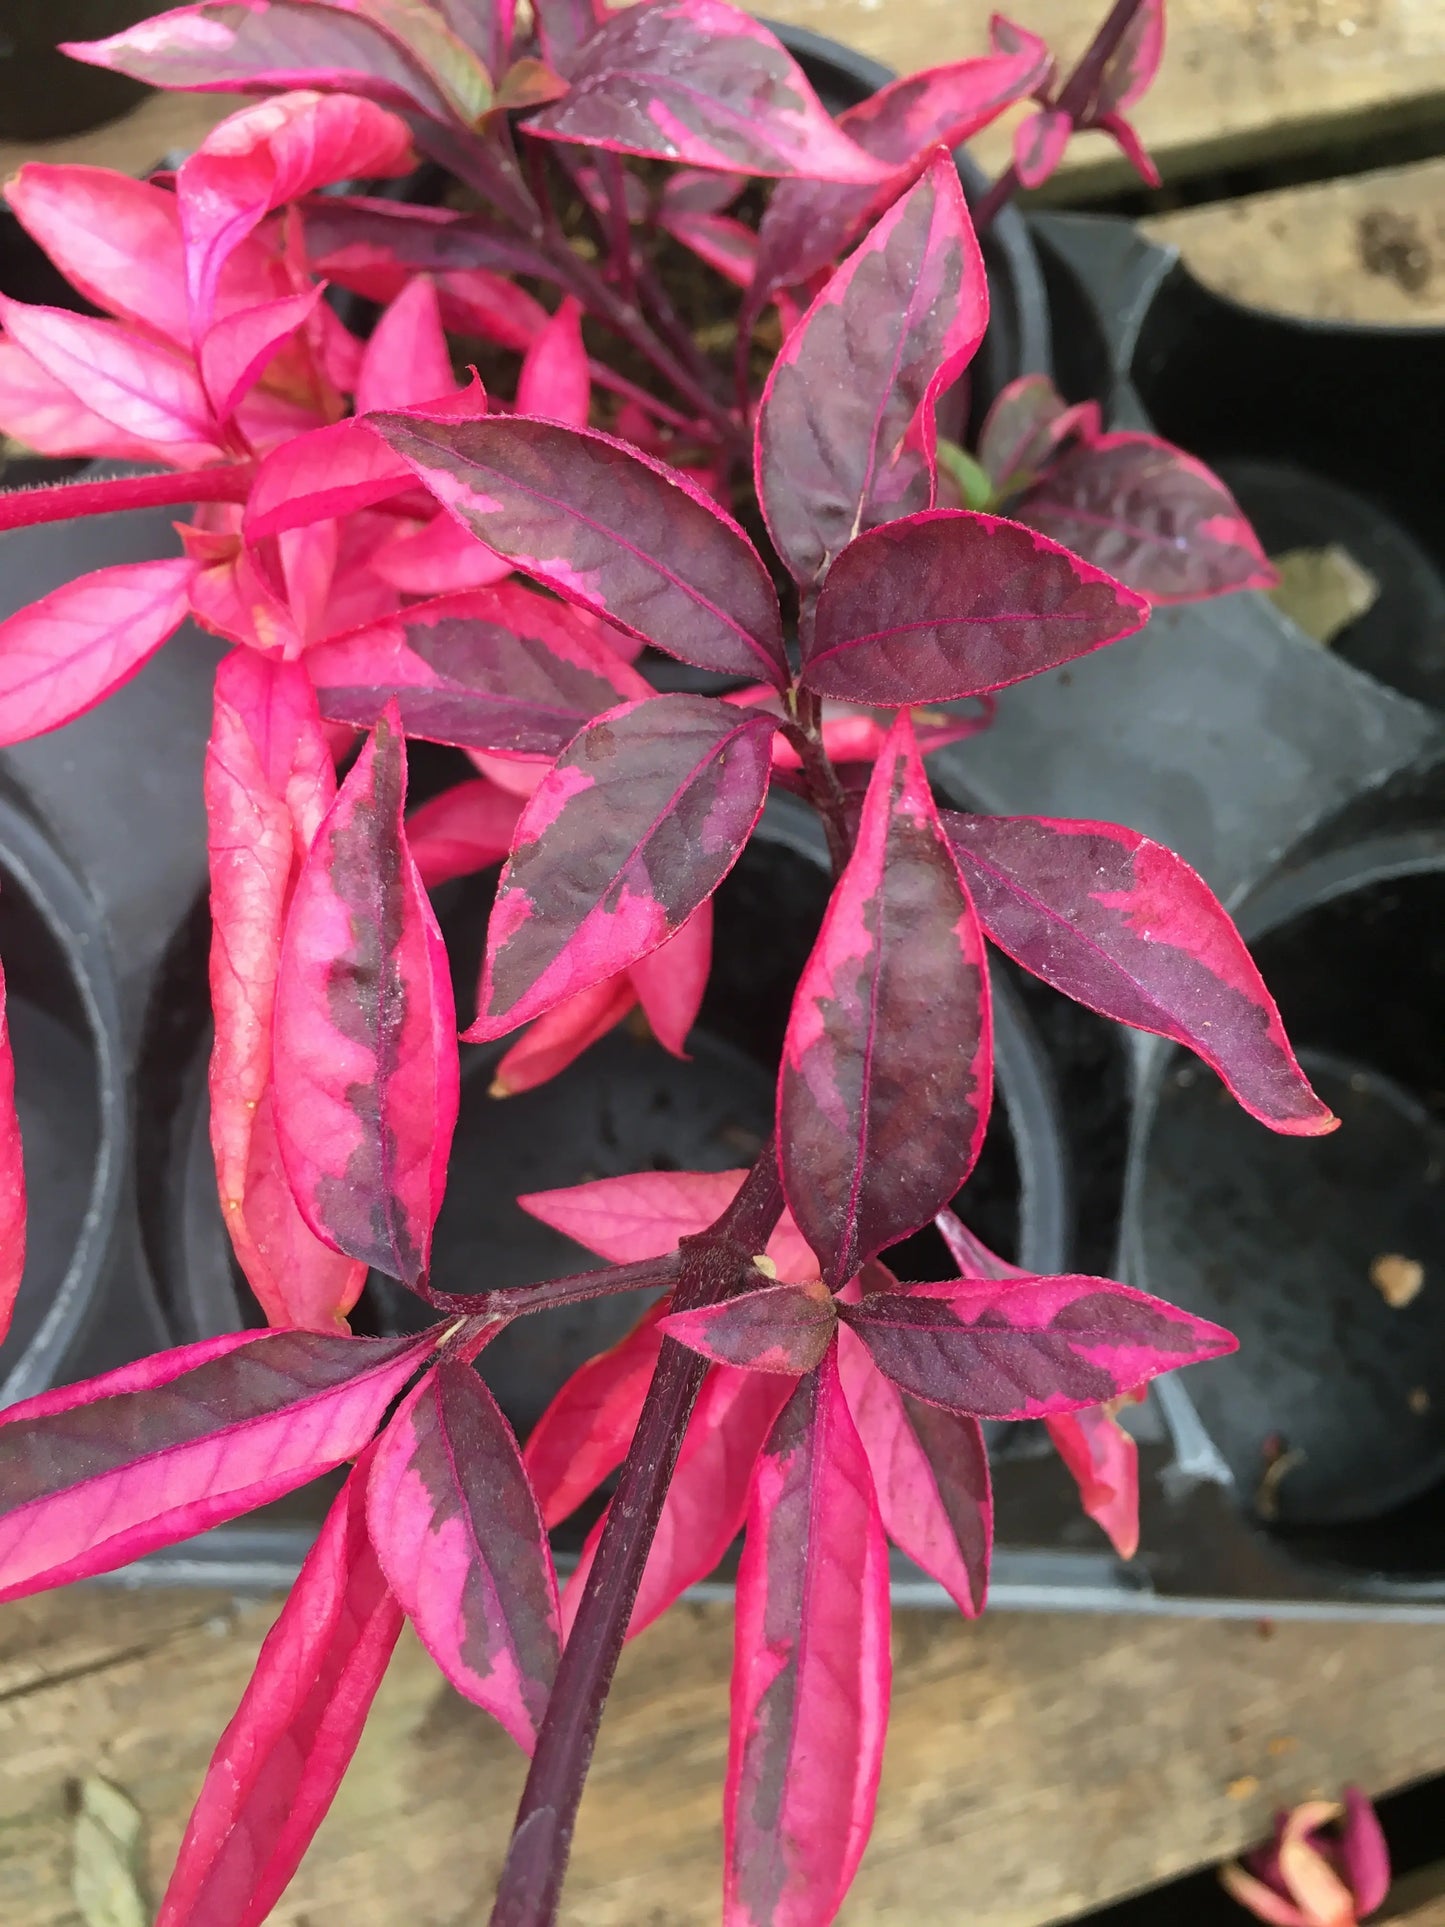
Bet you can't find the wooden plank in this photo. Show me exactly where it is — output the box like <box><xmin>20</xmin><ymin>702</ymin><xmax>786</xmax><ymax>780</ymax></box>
<box><xmin>4</xmin><ymin>1586</ymin><xmax>1445</xmax><ymax>1925</ymax></box>
<box><xmin>1142</xmin><ymin>157</ymin><xmax>1445</xmax><ymax>325</ymax></box>
<box><xmin>754</xmin><ymin>0</ymin><xmax>1445</xmax><ymax>196</ymax></box>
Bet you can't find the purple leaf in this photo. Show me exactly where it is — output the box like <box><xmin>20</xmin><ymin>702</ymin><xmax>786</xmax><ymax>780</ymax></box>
<box><xmin>156</xmin><ymin>1448</ymin><xmax>403</xmax><ymax>1927</ymax></box>
<box><xmin>273</xmin><ymin>708</ymin><xmax>460</xmax><ymax>1288</ymax></box>
<box><xmin>372</xmin><ymin>412</ymin><xmax>788</xmax><ymax>685</ymax></box>
<box><xmin>941</xmin><ymin>810</ymin><xmax>1338</xmax><ymax>1135</ymax></box>
<box><xmin>976</xmin><ymin>373</ymin><xmax>1100</xmax><ymax>500</ymax></box>
<box><xmin>467</xmin><ymin>693</ymin><xmax>775</xmax><ymax>1038</ymax></box>
<box><xmin>531</xmin><ymin>0</ymin><xmax>605</xmax><ymax>71</ymax></box>
<box><xmin>726</xmin><ymin>1350</ymin><xmax>890</xmax><ymax>1927</ymax></box>
<box><xmin>65</xmin><ymin>1</ymin><xmax>461</xmax><ymax>121</ymax></box>
<box><xmin>660</xmin><ymin>1280</ymin><xmax>837</xmax><ymax>1375</ymax></box>
<box><xmin>316</xmin><ymin>581</ymin><xmax>651</xmax><ymax>757</ymax></box>
<box><xmin>1016</xmin><ymin>432</ymin><xmax>1278</xmax><ymax>603</ymax></box>
<box><xmin>524</xmin><ymin>0</ymin><xmax>889</xmax><ymax>183</ymax></box>
<box><xmin>435</xmin><ymin>0</ymin><xmax>515</xmax><ymax>82</ymax></box>
<box><xmin>750</xmin><ymin>34</ymin><xmax>1051</xmax><ymax>312</ymax></box>
<box><xmin>842</xmin><ymin>1274</ymin><xmax>1236</xmax><ymax>1420</ymax></box>
<box><xmin>0</xmin><ymin>1329</ymin><xmax>436</xmax><ymax>1601</ymax></box>
<box><xmin>802</xmin><ymin>508</ymin><xmax>1149</xmax><ymax>704</ymax></box>
<box><xmin>755</xmin><ymin>154</ymin><xmax>987</xmax><ymax>587</ymax></box>
<box><xmin>367</xmin><ymin>1362</ymin><xmax>560</xmax><ymax>1751</ymax></box>
<box><xmin>779</xmin><ymin>714</ymin><xmax>991</xmax><ymax>1290</ymax></box>
<box><xmin>0</xmin><ymin>559</ymin><xmax>196</xmax><ymax>747</ymax></box>
<box><xmin>837</xmin><ymin>1317</ymin><xmax>991</xmax><ymax>1617</ymax></box>
<box><xmin>1093</xmin><ymin>0</ymin><xmax>1164</xmax><ymax>117</ymax></box>
<box><xmin>1013</xmin><ymin>107</ymin><xmax>1072</xmax><ymax>189</ymax></box>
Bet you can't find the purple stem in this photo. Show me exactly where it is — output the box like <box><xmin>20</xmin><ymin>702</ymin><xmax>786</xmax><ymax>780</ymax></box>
<box><xmin>488</xmin><ymin>1145</ymin><xmax>786</xmax><ymax>1927</ymax></box>
<box><xmin>973</xmin><ymin>0</ymin><xmax>1150</xmax><ymax>230</ymax></box>
<box><xmin>0</xmin><ymin>462</ymin><xmax>254</xmax><ymax>533</ymax></box>
<box><xmin>415</xmin><ymin>1251</ymin><xmax>682</xmax><ymax>1318</ymax></box>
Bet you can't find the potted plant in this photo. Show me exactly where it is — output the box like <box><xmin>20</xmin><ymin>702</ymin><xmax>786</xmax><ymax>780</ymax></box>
<box><xmin>0</xmin><ymin>1</ymin><xmax>1344</xmax><ymax>1922</ymax></box>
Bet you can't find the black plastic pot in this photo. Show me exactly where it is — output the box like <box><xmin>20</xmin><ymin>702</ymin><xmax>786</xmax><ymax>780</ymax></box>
<box><xmin>0</xmin><ymin>5</ymin><xmax>151</xmax><ymax>143</ymax></box>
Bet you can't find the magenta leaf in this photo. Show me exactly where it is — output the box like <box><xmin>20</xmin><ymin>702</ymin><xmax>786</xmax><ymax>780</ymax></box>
<box><xmin>660</xmin><ymin>1280</ymin><xmax>837</xmax><ymax>1376</ymax></box>
<box><xmin>244</xmin><ymin>419</ymin><xmax>426</xmax><ymax>543</ymax></box>
<box><xmin>0</xmin><ymin>559</ymin><xmax>197</xmax><ymax>747</ymax></box>
<box><xmin>749</xmin><ymin>36</ymin><xmax>1048</xmax><ymax>315</ymax></box>
<box><xmin>628</xmin><ymin>897</ymin><xmax>711</xmax><ymax>1057</ymax></box>
<box><xmin>316</xmin><ymin>582</ymin><xmax>649</xmax><ymax>757</ymax></box>
<box><xmin>367</xmin><ymin>1361</ymin><xmax>559</xmax><ymax>1750</ymax></box>
<box><xmin>1341</xmin><ymin>1785</ymin><xmax>1393</xmax><ymax>1917</ymax></box>
<box><xmin>199</xmin><ymin>285</ymin><xmax>329</xmax><ymax>422</ymax></box>
<box><xmin>408</xmin><ymin>778</ymin><xmax>523</xmax><ymax>889</ymax></box>
<box><xmin>837</xmin><ymin>1319</ymin><xmax>990</xmax><ymax>1617</ymax></box>
<box><xmin>1093</xmin><ymin>0</ymin><xmax>1165</xmax><ymax>117</ymax></box>
<box><xmin>523</xmin><ymin>1304</ymin><xmax>666</xmax><ymax>1527</ymax></box>
<box><xmin>273</xmin><ymin>708</ymin><xmax>460</xmax><ymax>1288</ymax></box>
<box><xmin>726</xmin><ymin>1349</ymin><xmax>890</xmax><ymax>1927</ymax></box>
<box><xmin>779</xmin><ymin>715</ymin><xmax>991</xmax><ymax>1289</ymax></box>
<box><xmin>301</xmin><ymin>194</ymin><xmax>555</xmax><ymax>298</ymax></box>
<box><xmin>976</xmin><ymin>373</ymin><xmax>1100</xmax><ymax>501</ymax></box>
<box><xmin>0</xmin><ymin>338</ymin><xmax>157</xmax><ymax>462</ymax></box>
<box><xmin>842</xmin><ymin>1273</ymin><xmax>1236</xmax><ymax>1420</ymax></box>
<box><xmin>353</xmin><ymin>275</ymin><xmax>456</xmax><ymax>415</ymax></box>
<box><xmin>1017</xmin><ymin>432</ymin><xmax>1277</xmax><ymax>603</ymax></box>
<box><xmin>1097</xmin><ymin>110</ymin><xmax>1161</xmax><ymax>188</ymax></box>
<box><xmin>565</xmin><ymin>1364</ymin><xmax>791</xmax><ymax>1641</ymax></box>
<box><xmin>372</xmin><ymin>413</ymin><xmax>788</xmax><ymax>684</ymax></box>
<box><xmin>156</xmin><ymin>1448</ymin><xmax>403</xmax><ymax>1927</ymax></box>
<box><xmin>206</xmin><ymin>650</ymin><xmax>367</xmax><ymax>1331</ymax></box>
<box><xmin>524</xmin><ymin>0</ymin><xmax>888</xmax><ymax>182</ymax></box>
<box><xmin>941</xmin><ymin>810</ymin><xmax>1338</xmax><ymax>1135</ymax></box>
<box><xmin>1013</xmin><ymin>107</ymin><xmax>1072</xmax><ymax>189</ymax></box>
<box><xmin>4</xmin><ymin>163</ymin><xmax>192</xmax><ymax>345</ymax></box>
<box><xmin>0</xmin><ymin>957</ymin><xmax>25</xmax><ymax>1346</ymax></box>
<box><xmin>491</xmin><ymin>975</ymin><xmax>637</xmax><ymax>1096</ymax></box>
<box><xmin>467</xmin><ymin>694</ymin><xmax>775</xmax><ymax>1039</ymax></box>
<box><xmin>755</xmin><ymin>154</ymin><xmax>987</xmax><ymax>587</ymax></box>
<box><xmin>1045</xmin><ymin>1405</ymin><xmax>1140</xmax><ymax>1560</ymax></box>
<box><xmin>0</xmin><ymin>1328</ymin><xmax>436</xmax><ymax>1601</ymax></box>
<box><xmin>515</xmin><ymin>295</ymin><xmax>590</xmax><ymax>429</ymax></box>
<box><xmin>65</xmin><ymin>1</ymin><xmax>462</xmax><ymax>121</ymax></box>
<box><xmin>803</xmin><ymin>509</ymin><xmax>1148</xmax><ymax>704</ymax></box>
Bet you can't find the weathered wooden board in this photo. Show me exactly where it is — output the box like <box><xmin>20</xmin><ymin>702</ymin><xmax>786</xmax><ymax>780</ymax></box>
<box><xmin>4</xmin><ymin>1584</ymin><xmax>1445</xmax><ymax>1925</ymax></box>
<box><xmin>1143</xmin><ymin>156</ymin><xmax>1445</xmax><ymax>324</ymax></box>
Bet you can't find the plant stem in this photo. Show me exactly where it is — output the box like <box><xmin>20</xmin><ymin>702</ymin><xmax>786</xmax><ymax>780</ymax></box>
<box><xmin>488</xmin><ymin>1146</ymin><xmax>785</xmax><ymax>1927</ymax></box>
<box><xmin>790</xmin><ymin>683</ymin><xmax>854</xmax><ymax>878</ymax></box>
<box><xmin>0</xmin><ymin>462</ymin><xmax>255</xmax><ymax>533</ymax></box>
<box><xmin>415</xmin><ymin>1251</ymin><xmax>682</xmax><ymax>1318</ymax></box>
<box><xmin>972</xmin><ymin>0</ymin><xmax>1150</xmax><ymax>231</ymax></box>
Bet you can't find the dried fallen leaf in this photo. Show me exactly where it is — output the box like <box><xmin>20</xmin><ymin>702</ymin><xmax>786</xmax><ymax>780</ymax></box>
<box><xmin>1370</xmin><ymin>1253</ymin><xmax>1424</xmax><ymax>1309</ymax></box>
<box><xmin>1255</xmin><ymin>1445</ymin><xmax>1307</xmax><ymax>1522</ymax></box>
<box><xmin>1228</xmin><ymin>1775</ymin><xmax>1261</xmax><ymax>1801</ymax></box>
<box><xmin>72</xmin><ymin>1775</ymin><xmax>148</xmax><ymax>1927</ymax></box>
<box><xmin>1267</xmin><ymin>544</ymin><xmax>1380</xmax><ymax>646</ymax></box>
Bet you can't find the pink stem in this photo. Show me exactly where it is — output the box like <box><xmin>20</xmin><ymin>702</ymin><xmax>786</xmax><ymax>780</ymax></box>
<box><xmin>0</xmin><ymin>463</ymin><xmax>255</xmax><ymax>533</ymax></box>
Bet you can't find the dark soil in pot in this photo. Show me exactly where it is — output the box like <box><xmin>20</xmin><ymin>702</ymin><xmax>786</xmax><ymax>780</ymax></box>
<box><xmin>1132</xmin><ymin>839</ymin><xmax>1445</xmax><ymax>1568</ymax></box>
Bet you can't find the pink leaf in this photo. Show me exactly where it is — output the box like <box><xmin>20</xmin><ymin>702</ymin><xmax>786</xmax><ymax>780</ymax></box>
<box><xmin>200</xmin><ymin>284</ymin><xmax>328</xmax><ymax>421</ymax></box>
<box><xmin>1045</xmin><ymin>1406</ymin><xmax>1140</xmax><ymax>1560</ymax></box>
<box><xmin>726</xmin><ymin>1350</ymin><xmax>890</xmax><ymax>1927</ymax></box>
<box><xmin>519</xmin><ymin>1167</ymin><xmax>817</xmax><ymax>1281</ymax></box>
<box><xmin>779</xmin><ymin>714</ymin><xmax>992</xmax><ymax>1288</ymax></box>
<box><xmin>156</xmin><ymin>1448</ymin><xmax>403</xmax><ymax>1927</ymax></box>
<box><xmin>0</xmin><ymin>559</ymin><xmax>196</xmax><ymax>747</ymax></box>
<box><xmin>316</xmin><ymin>579</ymin><xmax>651</xmax><ymax>758</ymax></box>
<box><xmin>273</xmin><ymin>708</ymin><xmax>460</xmax><ymax>1286</ymax></box>
<box><xmin>842</xmin><ymin>1273</ymin><xmax>1237</xmax><ymax>1420</ymax></box>
<box><xmin>367</xmin><ymin>1361</ymin><xmax>560</xmax><ymax>1750</ymax></box>
<box><xmin>467</xmin><ymin>694</ymin><xmax>775</xmax><ymax>1039</ymax></box>
<box><xmin>755</xmin><ymin>154</ymin><xmax>987</xmax><ymax>586</ymax></box>
<box><xmin>1093</xmin><ymin>0</ymin><xmax>1164</xmax><ymax>116</ymax></box>
<box><xmin>1013</xmin><ymin>107</ymin><xmax>1072</xmax><ymax>190</ymax></box>
<box><xmin>66</xmin><ymin>2</ymin><xmax>463</xmax><ymax>120</ymax></box>
<box><xmin>1017</xmin><ymin>432</ymin><xmax>1278</xmax><ymax>603</ymax></box>
<box><xmin>354</xmin><ymin>275</ymin><xmax>456</xmax><ymax>414</ymax></box>
<box><xmin>658</xmin><ymin>209</ymin><xmax>757</xmax><ymax>288</ymax></box>
<box><xmin>0</xmin><ymin>297</ymin><xmax>219</xmax><ymax>459</ymax></box>
<box><xmin>515</xmin><ymin>295</ymin><xmax>590</xmax><ymax>429</ymax></box>
<box><xmin>1340</xmin><ymin>1785</ymin><xmax>1392</xmax><ymax>1917</ymax></box>
<box><xmin>523</xmin><ymin>1303</ymin><xmax>667</xmax><ymax>1527</ymax></box>
<box><xmin>1098</xmin><ymin>111</ymin><xmax>1161</xmax><ymax>188</ymax></box>
<box><xmin>245</xmin><ymin>418</ymin><xmax>421</xmax><ymax>541</ymax></box>
<box><xmin>491</xmin><ymin>974</ymin><xmax>638</xmax><ymax>1095</ymax></box>
<box><xmin>628</xmin><ymin>898</ymin><xmax>711</xmax><ymax>1057</ymax></box>
<box><xmin>4</xmin><ymin>164</ymin><xmax>192</xmax><ymax>344</ymax></box>
<box><xmin>371</xmin><ymin>511</ymin><xmax>514</xmax><ymax>594</ymax></box>
<box><xmin>407</xmin><ymin>776</ymin><xmax>523</xmax><ymax>888</ymax></box>
<box><xmin>941</xmin><ymin>811</ymin><xmax>1338</xmax><ymax>1135</ymax></box>
<box><xmin>524</xmin><ymin>0</ymin><xmax>889</xmax><ymax>183</ymax></box>
<box><xmin>0</xmin><ymin>1328</ymin><xmax>436</xmax><ymax>1601</ymax></box>
<box><xmin>803</xmin><ymin>509</ymin><xmax>1149</xmax><ymax>704</ymax></box>
<box><xmin>0</xmin><ymin>957</ymin><xmax>25</xmax><ymax>1346</ymax></box>
<box><xmin>373</xmin><ymin>412</ymin><xmax>789</xmax><ymax>685</ymax></box>
<box><xmin>837</xmin><ymin>1319</ymin><xmax>991</xmax><ymax>1616</ymax></box>
<box><xmin>205</xmin><ymin>650</ymin><xmax>366</xmax><ymax>1331</ymax></box>
<box><xmin>0</xmin><ymin>338</ymin><xmax>158</xmax><ymax>461</ymax></box>
<box><xmin>660</xmin><ymin>1279</ymin><xmax>836</xmax><ymax>1375</ymax></box>
<box><xmin>564</xmin><ymin>1363</ymin><xmax>790</xmax><ymax>1640</ymax></box>
<box><xmin>977</xmin><ymin>373</ymin><xmax>1101</xmax><ymax>500</ymax></box>
<box><xmin>178</xmin><ymin>91</ymin><xmax>414</xmax><ymax>329</ymax></box>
